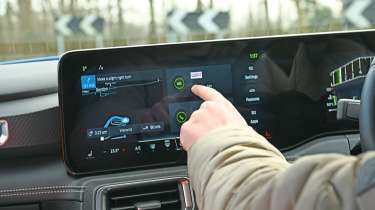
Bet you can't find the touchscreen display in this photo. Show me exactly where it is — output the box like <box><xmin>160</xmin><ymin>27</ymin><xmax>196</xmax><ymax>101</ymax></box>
<box><xmin>59</xmin><ymin>30</ymin><xmax>375</xmax><ymax>174</ymax></box>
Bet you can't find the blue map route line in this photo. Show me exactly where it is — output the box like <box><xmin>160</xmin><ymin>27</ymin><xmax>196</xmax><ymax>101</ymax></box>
<box><xmin>103</xmin><ymin>116</ymin><xmax>130</xmax><ymax>128</ymax></box>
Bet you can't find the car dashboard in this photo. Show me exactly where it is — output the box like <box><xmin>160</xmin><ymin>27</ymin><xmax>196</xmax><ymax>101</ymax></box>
<box><xmin>0</xmin><ymin>30</ymin><xmax>374</xmax><ymax>210</ymax></box>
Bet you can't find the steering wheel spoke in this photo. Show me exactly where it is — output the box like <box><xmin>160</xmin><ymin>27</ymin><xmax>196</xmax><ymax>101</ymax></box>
<box><xmin>360</xmin><ymin>59</ymin><xmax>375</xmax><ymax>151</ymax></box>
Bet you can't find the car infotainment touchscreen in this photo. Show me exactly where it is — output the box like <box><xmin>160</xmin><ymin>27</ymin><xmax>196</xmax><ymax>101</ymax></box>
<box><xmin>59</xmin><ymin>30</ymin><xmax>375</xmax><ymax>174</ymax></box>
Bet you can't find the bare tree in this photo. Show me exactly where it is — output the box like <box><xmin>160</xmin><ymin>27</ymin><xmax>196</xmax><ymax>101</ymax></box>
<box><xmin>70</xmin><ymin>0</ymin><xmax>77</xmax><ymax>15</ymax></box>
<box><xmin>196</xmin><ymin>0</ymin><xmax>203</xmax><ymax>11</ymax></box>
<box><xmin>277</xmin><ymin>0</ymin><xmax>283</xmax><ymax>32</ymax></box>
<box><xmin>59</xmin><ymin>0</ymin><xmax>65</xmax><ymax>14</ymax></box>
<box><xmin>45</xmin><ymin>0</ymin><xmax>54</xmax><ymax>16</ymax></box>
<box><xmin>149</xmin><ymin>0</ymin><xmax>156</xmax><ymax>43</ymax></box>
<box><xmin>294</xmin><ymin>0</ymin><xmax>304</xmax><ymax>31</ymax></box>
<box><xmin>18</xmin><ymin>0</ymin><xmax>32</xmax><ymax>30</ymax></box>
<box><xmin>264</xmin><ymin>0</ymin><xmax>270</xmax><ymax>32</ymax></box>
<box><xmin>117</xmin><ymin>0</ymin><xmax>124</xmax><ymax>26</ymax></box>
<box><xmin>248</xmin><ymin>3</ymin><xmax>254</xmax><ymax>33</ymax></box>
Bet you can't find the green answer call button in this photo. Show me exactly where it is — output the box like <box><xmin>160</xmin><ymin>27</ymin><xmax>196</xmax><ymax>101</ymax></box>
<box><xmin>176</xmin><ymin>111</ymin><xmax>188</xmax><ymax>124</ymax></box>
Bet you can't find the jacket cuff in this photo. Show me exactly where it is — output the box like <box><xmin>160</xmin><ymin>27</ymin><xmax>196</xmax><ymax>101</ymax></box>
<box><xmin>187</xmin><ymin>125</ymin><xmax>285</xmax><ymax>175</ymax></box>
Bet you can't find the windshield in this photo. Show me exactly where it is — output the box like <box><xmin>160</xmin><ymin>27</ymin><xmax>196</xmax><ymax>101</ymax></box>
<box><xmin>0</xmin><ymin>0</ymin><xmax>374</xmax><ymax>61</ymax></box>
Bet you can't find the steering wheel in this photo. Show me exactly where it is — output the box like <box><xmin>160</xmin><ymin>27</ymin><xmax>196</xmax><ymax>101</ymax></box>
<box><xmin>360</xmin><ymin>59</ymin><xmax>375</xmax><ymax>151</ymax></box>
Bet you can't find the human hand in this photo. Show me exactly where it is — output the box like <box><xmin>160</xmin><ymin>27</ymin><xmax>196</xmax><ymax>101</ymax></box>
<box><xmin>180</xmin><ymin>85</ymin><xmax>248</xmax><ymax>150</ymax></box>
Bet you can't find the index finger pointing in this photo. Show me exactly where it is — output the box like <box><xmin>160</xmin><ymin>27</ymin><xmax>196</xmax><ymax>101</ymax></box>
<box><xmin>191</xmin><ymin>85</ymin><xmax>226</xmax><ymax>101</ymax></box>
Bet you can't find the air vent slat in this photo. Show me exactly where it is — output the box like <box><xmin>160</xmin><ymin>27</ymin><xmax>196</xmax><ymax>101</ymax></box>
<box><xmin>111</xmin><ymin>206</ymin><xmax>134</xmax><ymax>210</ymax></box>
<box><xmin>106</xmin><ymin>181</ymin><xmax>184</xmax><ymax>210</ymax></box>
<box><xmin>160</xmin><ymin>199</ymin><xmax>180</xmax><ymax>205</ymax></box>
<box><xmin>110</xmin><ymin>189</ymin><xmax>178</xmax><ymax>201</ymax></box>
<box><xmin>110</xmin><ymin>199</ymin><xmax>180</xmax><ymax>210</ymax></box>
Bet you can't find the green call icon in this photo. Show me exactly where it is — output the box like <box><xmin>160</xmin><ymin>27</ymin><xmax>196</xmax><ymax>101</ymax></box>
<box><xmin>176</xmin><ymin>111</ymin><xmax>188</xmax><ymax>124</ymax></box>
<box><xmin>173</xmin><ymin>76</ymin><xmax>185</xmax><ymax>91</ymax></box>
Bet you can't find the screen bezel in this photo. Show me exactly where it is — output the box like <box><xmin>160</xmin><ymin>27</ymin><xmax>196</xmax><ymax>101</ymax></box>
<box><xmin>59</xmin><ymin>29</ymin><xmax>375</xmax><ymax>175</ymax></box>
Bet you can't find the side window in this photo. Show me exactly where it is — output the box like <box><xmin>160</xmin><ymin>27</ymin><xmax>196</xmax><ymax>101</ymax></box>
<box><xmin>0</xmin><ymin>0</ymin><xmax>374</xmax><ymax>61</ymax></box>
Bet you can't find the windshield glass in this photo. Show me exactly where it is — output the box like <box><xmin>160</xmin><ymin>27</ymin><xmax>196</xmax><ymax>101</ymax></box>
<box><xmin>0</xmin><ymin>0</ymin><xmax>374</xmax><ymax>61</ymax></box>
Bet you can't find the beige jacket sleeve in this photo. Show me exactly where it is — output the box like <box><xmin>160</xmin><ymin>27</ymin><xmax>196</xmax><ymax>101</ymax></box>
<box><xmin>188</xmin><ymin>125</ymin><xmax>375</xmax><ymax>210</ymax></box>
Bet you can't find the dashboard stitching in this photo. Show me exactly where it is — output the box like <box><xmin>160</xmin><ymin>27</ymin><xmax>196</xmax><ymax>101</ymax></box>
<box><xmin>80</xmin><ymin>168</ymin><xmax>187</xmax><ymax>186</ymax></box>
<box><xmin>0</xmin><ymin>190</ymin><xmax>83</xmax><ymax>197</ymax></box>
<box><xmin>0</xmin><ymin>186</ymin><xmax>85</xmax><ymax>193</ymax></box>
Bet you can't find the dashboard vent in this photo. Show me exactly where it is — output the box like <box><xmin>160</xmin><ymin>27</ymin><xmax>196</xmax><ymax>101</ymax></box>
<box><xmin>106</xmin><ymin>179</ymin><xmax>193</xmax><ymax>210</ymax></box>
